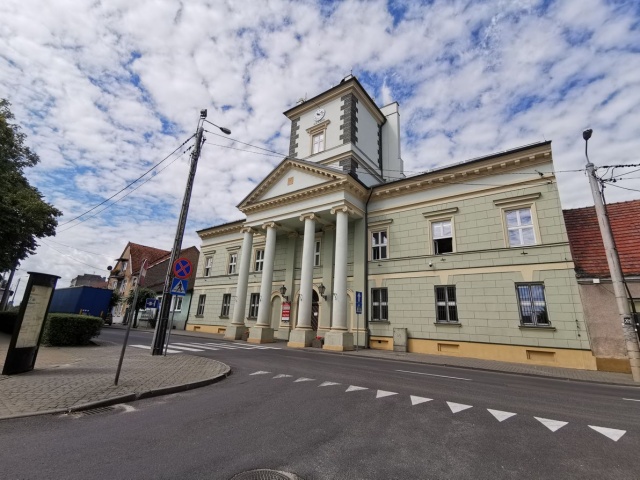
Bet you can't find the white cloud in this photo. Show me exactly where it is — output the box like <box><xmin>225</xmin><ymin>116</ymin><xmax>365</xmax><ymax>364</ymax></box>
<box><xmin>1</xmin><ymin>0</ymin><xmax>639</xmax><ymax>302</ymax></box>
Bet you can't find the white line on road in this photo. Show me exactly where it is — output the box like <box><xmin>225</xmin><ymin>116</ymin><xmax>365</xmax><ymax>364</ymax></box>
<box><xmin>395</xmin><ymin>369</ymin><xmax>471</xmax><ymax>381</ymax></box>
<box><xmin>622</xmin><ymin>398</ymin><xmax>640</xmax><ymax>402</ymax></box>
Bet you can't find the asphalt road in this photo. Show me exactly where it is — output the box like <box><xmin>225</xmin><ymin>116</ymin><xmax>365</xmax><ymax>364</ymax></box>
<box><xmin>1</xmin><ymin>327</ymin><xmax>639</xmax><ymax>480</ymax></box>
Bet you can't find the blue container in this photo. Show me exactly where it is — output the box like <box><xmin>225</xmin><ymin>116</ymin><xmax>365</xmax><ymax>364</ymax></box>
<box><xmin>49</xmin><ymin>286</ymin><xmax>112</xmax><ymax>318</ymax></box>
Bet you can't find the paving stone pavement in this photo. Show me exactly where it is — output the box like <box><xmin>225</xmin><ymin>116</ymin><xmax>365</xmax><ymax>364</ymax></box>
<box><xmin>0</xmin><ymin>333</ymin><xmax>230</xmax><ymax>420</ymax></box>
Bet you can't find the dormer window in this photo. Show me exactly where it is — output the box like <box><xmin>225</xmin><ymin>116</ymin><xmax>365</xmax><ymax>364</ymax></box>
<box><xmin>312</xmin><ymin>132</ymin><xmax>325</xmax><ymax>154</ymax></box>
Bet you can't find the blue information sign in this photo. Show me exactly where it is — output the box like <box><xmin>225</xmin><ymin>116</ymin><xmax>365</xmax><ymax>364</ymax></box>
<box><xmin>355</xmin><ymin>291</ymin><xmax>363</xmax><ymax>315</ymax></box>
<box><xmin>145</xmin><ymin>298</ymin><xmax>158</xmax><ymax>309</ymax></box>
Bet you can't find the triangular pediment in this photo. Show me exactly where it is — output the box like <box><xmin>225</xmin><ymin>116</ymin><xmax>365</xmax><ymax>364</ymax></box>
<box><xmin>237</xmin><ymin>158</ymin><xmax>348</xmax><ymax>210</ymax></box>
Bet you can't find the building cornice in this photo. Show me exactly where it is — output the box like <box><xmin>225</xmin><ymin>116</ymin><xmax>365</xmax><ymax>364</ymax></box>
<box><xmin>198</xmin><ymin>221</ymin><xmax>245</xmax><ymax>239</ymax></box>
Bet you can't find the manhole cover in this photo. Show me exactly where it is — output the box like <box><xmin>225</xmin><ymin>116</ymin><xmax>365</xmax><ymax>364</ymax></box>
<box><xmin>230</xmin><ymin>470</ymin><xmax>300</xmax><ymax>480</ymax></box>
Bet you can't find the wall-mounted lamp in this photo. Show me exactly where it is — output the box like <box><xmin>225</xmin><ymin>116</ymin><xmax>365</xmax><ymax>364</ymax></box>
<box><xmin>317</xmin><ymin>283</ymin><xmax>327</xmax><ymax>300</ymax></box>
<box><xmin>279</xmin><ymin>285</ymin><xmax>288</xmax><ymax>301</ymax></box>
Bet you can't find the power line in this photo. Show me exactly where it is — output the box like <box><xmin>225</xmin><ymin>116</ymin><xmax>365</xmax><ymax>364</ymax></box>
<box><xmin>57</xmin><ymin>145</ymin><xmax>193</xmax><ymax>233</ymax></box>
<box><xmin>58</xmin><ymin>135</ymin><xmax>195</xmax><ymax>227</ymax></box>
<box><xmin>46</xmin><ymin>238</ymin><xmax>112</xmax><ymax>258</ymax></box>
<box><xmin>40</xmin><ymin>241</ymin><xmax>105</xmax><ymax>270</ymax></box>
<box><xmin>603</xmin><ymin>182</ymin><xmax>640</xmax><ymax>194</ymax></box>
<box><xmin>203</xmin><ymin>129</ymin><xmax>285</xmax><ymax>156</ymax></box>
<box><xmin>597</xmin><ymin>163</ymin><xmax>640</xmax><ymax>169</ymax></box>
<box><xmin>204</xmin><ymin>139</ymin><xmax>283</xmax><ymax>158</ymax></box>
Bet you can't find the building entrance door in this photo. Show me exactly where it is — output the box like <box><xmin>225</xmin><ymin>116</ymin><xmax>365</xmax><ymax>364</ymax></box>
<box><xmin>311</xmin><ymin>290</ymin><xmax>319</xmax><ymax>331</ymax></box>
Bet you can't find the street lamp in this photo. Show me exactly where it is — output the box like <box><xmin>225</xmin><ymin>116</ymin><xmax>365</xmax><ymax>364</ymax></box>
<box><xmin>317</xmin><ymin>283</ymin><xmax>327</xmax><ymax>300</ymax></box>
<box><xmin>150</xmin><ymin>111</ymin><xmax>231</xmax><ymax>355</ymax></box>
<box><xmin>279</xmin><ymin>285</ymin><xmax>288</xmax><ymax>301</ymax></box>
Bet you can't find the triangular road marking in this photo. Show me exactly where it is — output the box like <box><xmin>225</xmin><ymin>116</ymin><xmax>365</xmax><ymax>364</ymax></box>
<box><xmin>447</xmin><ymin>402</ymin><xmax>472</xmax><ymax>413</ymax></box>
<box><xmin>535</xmin><ymin>417</ymin><xmax>568</xmax><ymax>432</ymax></box>
<box><xmin>487</xmin><ymin>409</ymin><xmax>517</xmax><ymax>422</ymax></box>
<box><xmin>376</xmin><ymin>390</ymin><xmax>398</xmax><ymax>399</ymax></box>
<box><xmin>318</xmin><ymin>381</ymin><xmax>341</xmax><ymax>387</ymax></box>
<box><xmin>294</xmin><ymin>377</ymin><xmax>315</xmax><ymax>382</ymax></box>
<box><xmin>410</xmin><ymin>395</ymin><xmax>433</xmax><ymax>406</ymax></box>
<box><xmin>345</xmin><ymin>385</ymin><xmax>368</xmax><ymax>392</ymax></box>
<box><xmin>249</xmin><ymin>371</ymin><xmax>270</xmax><ymax>375</ymax></box>
<box><xmin>589</xmin><ymin>425</ymin><xmax>626</xmax><ymax>442</ymax></box>
<box><xmin>272</xmin><ymin>374</ymin><xmax>292</xmax><ymax>379</ymax></box>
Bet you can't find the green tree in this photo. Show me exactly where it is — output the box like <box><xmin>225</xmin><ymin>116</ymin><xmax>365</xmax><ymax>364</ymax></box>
<box><xmin>0</xmin><ymin>99</ymin><xmax>62</xmax><ymax>271</ymax></box>
<box><xmin>126</xmin><ymin>287</ymin><xmax>157</xmax><ymax>328</ymax></box>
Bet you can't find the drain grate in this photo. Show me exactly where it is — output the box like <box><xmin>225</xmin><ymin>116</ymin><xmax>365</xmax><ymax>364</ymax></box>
<box><xmin>230</xmin><ymin>470</ymin><xmax>300</xmax><ymax>480</ymax></box>
<box><xmin>73</xmin><ymin>406</ymin><xmax>116</xmax><ymax>416</ymax></box>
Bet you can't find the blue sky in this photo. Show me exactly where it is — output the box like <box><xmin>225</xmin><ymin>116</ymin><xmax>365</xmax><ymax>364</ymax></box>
<box><xmin>1</xmin><ymin>0</ymin><xmax>639</xmax><ymax>300</ymax></box>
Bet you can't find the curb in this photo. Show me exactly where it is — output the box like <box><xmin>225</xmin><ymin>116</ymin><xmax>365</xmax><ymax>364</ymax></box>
<box><xmin>0</xmin><ymin>367</ymin><xmax>231</xmax><ymax>422</ymax></box>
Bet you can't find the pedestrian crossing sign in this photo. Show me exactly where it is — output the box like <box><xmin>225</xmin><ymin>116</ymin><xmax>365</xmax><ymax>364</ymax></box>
<box><xmin>170</xmin><ymin>278</ymin><xmax>188</xmax><ymax>297</ymax></box>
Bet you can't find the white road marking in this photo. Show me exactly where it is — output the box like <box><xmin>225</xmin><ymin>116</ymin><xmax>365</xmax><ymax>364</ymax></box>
<box><xmin>487</xmin><ymin>409</ymin><xmax>516</xmax><ymax>422</ymax></box>
<box><xmin>249</xmin><ymin>371</ymin><xmax>271</xmax><ymax>375</ymax></box>
<box><xmin>410</xmin><ymin>395</ymin><xmax>433</xmax><ymax>406</ymax></box>
<box><xmin>588</xmin><ymin>425</ymin><xmax>626</xmax><ymax>442</ymax></box>
<box><xmin>345</xmin><ymin>385</ymin><xmax>368</xmax><ymax>392</ymax></box>
<box><xmin>179</xmin><ymin>343</ymin><xmax>220</xmax><ymax>350</ymax></box>
<box><xmin>622</xmin><ymin>398</ymin><xmax>640</xmax><ymax>402</ymax></box>
<box><xmin>447</xmin><ymin>402</ymin><xmax>473</xmax><ymax>413</ymax></box>
<box><xmin>376</xmin><ymin>390</ymin><xmax>398</xmax><ymax>399</ymax></box>
<box><xmin>205</xmin><ymin>342</ymin><xmax>281</xmax><ymax>350</ymax></box>
<box><xmin>396</xmin><ymin>369</ymin><xmax>471</xmax><ymax>381</ymax></box>
<box><xmin>294</xmin><ymin>377</ymin><xmax>315</xmax><ymax>382</ymax></box>
<box><xmin>272</xmin><ymin>374</ymin><xmax>293</xmax><ymax>379</ymax></box>
<box><xmin>535</xmin><ymin>417</ymin><xmax>568</xmax><ymax>432</ymax></box>
<box><xmin>130</xmin><ymin>345</ymin><xmax>181</xmax><ymax>354</ymax></box>
<box><xmin>319</xmin><ymin>381</ymin><xmax>341</xmax><ymax>387</ymax></box>
<box><xmin>166</xmin><ymin>345</ymin><xmax>205</xmax><ymax>352</ymax></box>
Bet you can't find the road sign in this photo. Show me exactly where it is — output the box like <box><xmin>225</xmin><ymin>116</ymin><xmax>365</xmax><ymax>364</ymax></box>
<box><xmin>281</xmin><ymin>302</ymin><xmax>291</xmax><ymax>323</ymax></box>
<box><xmin>145</xmin><ymin>298</ymin><xmax>158</xmax><ymax>309</ymax></box>
<box><xmin>355</xmin><ymin>291</ymin><xmax>363</xmax><ymax>314</ymax></box>
<box><xmin>170</xmin><ymin>278</ymin><xmax>188</xmax><ymax>297</ymax></box>
<box><xmin>173</xmin><ymin>258</ymin><xmax>193</xmax><ymax>279</ymax></box>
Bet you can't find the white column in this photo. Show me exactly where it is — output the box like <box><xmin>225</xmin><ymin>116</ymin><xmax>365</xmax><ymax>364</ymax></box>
<box><xmin>256</xmin><ymin>222</ymin><xmax>277</xmax><ymax>327</ymax></box>
<box><xmin>331</xmin><ymin>207</ymin><xmax>349</xmax><ymax>330</ymax></box>
<box><xmin>324</xmin><ymin>206</ymin><xmax>354</xmax><ymax>351</ymax></box>
<box><xmin>225</xmin><ymin>228</ymin><xmax>253</xmax><ymax>340</ymax></box>
<box><xmin>232</xmin><ymin>228</ymin><xmax>253</xmax><ymax>325</ymax></box>
<box><xmin>297</xmin><ymin>214</ymin><xmax>316</xmax><ymax>329</ymax></box>
<box><xmin>287</xmin><ymin>213</ymin><xmax>318</xmax><ymax>348</ymax></box>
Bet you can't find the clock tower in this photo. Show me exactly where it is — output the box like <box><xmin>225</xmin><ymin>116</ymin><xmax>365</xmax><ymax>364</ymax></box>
<box><xmin>283</xmin><ymin>75</ymin><xmax>403</xmax><ymax>186</ymax></box>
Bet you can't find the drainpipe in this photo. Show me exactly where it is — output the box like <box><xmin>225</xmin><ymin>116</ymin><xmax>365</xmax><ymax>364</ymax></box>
<box><xmin>363</xmin><ymin>188</ymin><xmax>374</xmax><ymax>348</ymax></box>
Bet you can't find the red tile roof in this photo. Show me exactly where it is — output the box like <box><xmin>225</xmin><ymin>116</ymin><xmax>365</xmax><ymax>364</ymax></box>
<box><xmin>128</xmin><ymin>243</ymin><xmax>170</xmax><ymax>275</ymax></box>
<box><xmin>563</xmin><ymin>199</ymin><xmax>640</xmax><ymax>277</ymax></box>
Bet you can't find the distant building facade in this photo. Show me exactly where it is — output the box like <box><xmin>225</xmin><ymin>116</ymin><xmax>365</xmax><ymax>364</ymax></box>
<box><xmin>187</xmin><ymin>76</ymin><xmax>596</xmax><ymax>370</ymax></box>
<box><xmin>70</xmin><ymin>274</ymin><xmax>108</xmax><ymax>289</ymax></box>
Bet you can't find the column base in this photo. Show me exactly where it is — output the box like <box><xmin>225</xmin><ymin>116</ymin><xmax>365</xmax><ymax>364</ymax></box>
<box><xmin>323</xmin><ymin>331</ymin><xmax>354</xmax><ymax>352</ymax></box>
<box><xmin>287</xmin><ymin>328</ymin><xmax>316</xmax><ymax>348</ymax></box>
<box><xmin>224</xmin><ymin>324</ymin><xmax>247</xmax><ymax>340</ymax></box>
<box><xmin>248</xmin><ymin>326</ymin><xmax>274</xmax><ymax>344</ymax></box>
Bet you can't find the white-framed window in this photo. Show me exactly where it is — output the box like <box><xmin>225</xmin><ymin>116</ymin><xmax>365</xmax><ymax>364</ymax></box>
<box><xmin>121</xmin><ymin>261</ymin><xmax>128</xmax><ymax>272</ymax></box>
<box><xmin>516</xmin><ymin>284</ymin><xmax>549</xmax><ymax>326</ymax></box>
<box><xmin>196</xmin><ymin>294</ymin><xmax>206</xmax><ymax>316</ymax></box>
<box><xmin>312</xmin><ymin>132</ymin><xmax>325</xmax><ymax>154</ymax></box>
<box><xmin>204</xmin><ymin>256</ymin><xmax>213</xmax><ymax>277</ymax></box>
<box><xmin>432</xmin><ymin>220</ymin><xmax>453</xmax><ymax>254</ymax></box>
<box><xmin>120</xmin><ymin>279</ymin><xmax>127</xmax><ymax>294</ymax></box>
<box><xmin>254</xmin><ymin>249</ymin><xmax>265</xmax><ymax>272</ymax></box>
<box><xmin>371</xmin><ymin>230</ymin><xmax>388</xmax><ymax>260</ymax></box>
<box><xmin>228</xmin><ymin>253</ymin><xmax>238</xmax><ymax>274</ymax></box>
<box><xmin>171</xmin><ymin>296</ymin><xmax>183</xmax><ymax>312</ymax></box>
<box><xmin>506</xmin><ymin>208</ymin><xmax>536</xmax><ymax>247</ymax></box>
<box><xmin>314</xmin><ymin>240</ymin><xmax>321</xmax><ymax>267</ymax></box>
<box><xmin>249</xmin><ymin>293</ymin><xmax>260</xmax><ymax>318</ymax></box>
<box><xmin>220</xmin><ymin>293</ymin><xmax>231</xmax><ymax>317</ymax></box>
<box><xmin>435</xmin><ymin>286</ymin><xmax>458</xmax><ymax>323</ymax></box>
<box><xmin>371</xmin><ymin>288</ymin><xmax>388</xmax><ymax>322</ymax></box>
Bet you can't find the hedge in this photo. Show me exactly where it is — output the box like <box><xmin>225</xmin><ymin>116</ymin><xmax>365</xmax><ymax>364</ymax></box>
<box><xmin>0</xmin><ymin>311</ymin><xmax>18</xmax><ymax>334</ymax></box>
<box><xmin>41</xmin><ymin>314</ymin><xmax>103</xmax><ymax>346</ymax></box>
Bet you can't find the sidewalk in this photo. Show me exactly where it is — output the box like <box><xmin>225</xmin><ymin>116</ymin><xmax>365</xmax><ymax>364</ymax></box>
<box><xmin>0</xmin><ymin>332</ymin><xmax>230</xmax><ymax>420</ymax></box>
<box><xmin>128</xmin><ymin>325</ymin><xmax>638</xmax><ymax>387</ymax></box>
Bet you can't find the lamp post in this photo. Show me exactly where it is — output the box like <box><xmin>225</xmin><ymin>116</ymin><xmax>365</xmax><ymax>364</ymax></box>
<box><xmin>583</xmin><ymin>129</ymin><xmax>640</xmax><ymax>382</ymax></box>
<box><xmin>150</xmin><ymin>110</ymin><xmax>231</xmax><ymax>355</ymax></box>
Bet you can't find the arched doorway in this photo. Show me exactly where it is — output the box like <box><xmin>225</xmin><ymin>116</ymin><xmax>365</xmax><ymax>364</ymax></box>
<box><xmin>311</xmin><ymin>290</ymin><xmax>319</xmax><ymax>331</ymax></box>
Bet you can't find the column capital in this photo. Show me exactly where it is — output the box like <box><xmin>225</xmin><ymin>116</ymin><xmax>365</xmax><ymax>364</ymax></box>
<box><xmin>330</xmin><ymin>205</ymin><xmax>351</xmax><ymax>215</ymax></box>
<box><xmin>240</xmin><ymin>227</ymin><xmax>256</xmax><ymax>234</ymax></box>
<box><xmin>262</xmin><ymin>221</ymin><xmax>278</xmax><ymax>230</ymax></box>
<box><xmin>299</xmin><ymin>212</ymin><xmax>316</xmax><ymax>222</ymax></box>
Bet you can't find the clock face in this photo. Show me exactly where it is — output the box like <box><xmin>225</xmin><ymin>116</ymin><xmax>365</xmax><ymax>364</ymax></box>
<box><xmin>314</xmin><ymin>108</ymin><xmax>325</xmax><ymax>122</ymax></box>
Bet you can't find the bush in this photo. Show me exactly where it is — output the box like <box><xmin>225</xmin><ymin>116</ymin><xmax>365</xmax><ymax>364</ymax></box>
<box><xmin>41</xmin><ymin>313</ymin><xmax>103</xmax><ymax>346</ymax></box>
<box><xmin>0</xmin><ymin>311</ymin><xmax>19</xmax><ymax>334</ymax></box>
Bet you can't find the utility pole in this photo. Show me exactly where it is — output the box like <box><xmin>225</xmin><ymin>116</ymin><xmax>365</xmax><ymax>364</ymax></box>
<box><xmin>583</xmin><ymin>129</ymin><xmax>640</xmax><ymax>382</ymax></box>
<box><xmin>150</xmin><ymin>110</ymin><xmax>230</xmax><ymax>355</ymax></box>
